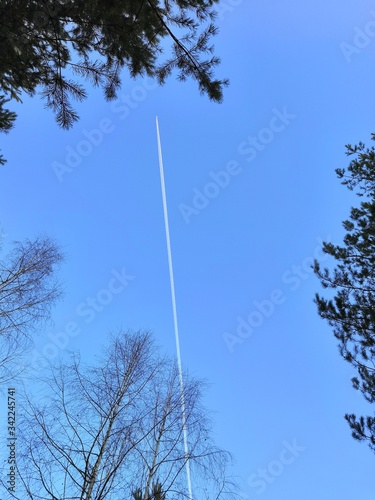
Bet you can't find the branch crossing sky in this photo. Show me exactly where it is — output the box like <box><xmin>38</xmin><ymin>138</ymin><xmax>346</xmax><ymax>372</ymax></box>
<box><xmin>1</xmin><ymin>0</ymin><xmax>375</xmax><ymax>498</ymax></box>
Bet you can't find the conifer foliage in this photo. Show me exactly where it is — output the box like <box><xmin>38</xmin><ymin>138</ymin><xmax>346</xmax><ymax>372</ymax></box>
<box><xmin>314</xmin><ymin>134</ymin><xmax>375</xmax><ymax>452</ymax></box>
<box><xmin>0</xmin><ymin>0</ymin><xmax>228</xmax><ymax>163</ymax></box>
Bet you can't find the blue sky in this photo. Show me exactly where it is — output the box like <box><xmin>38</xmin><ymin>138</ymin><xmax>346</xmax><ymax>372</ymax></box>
<box><xmin>2</xmin><ymin>0</ymin><xmax>375</xmax><ymax>498</ymax></box>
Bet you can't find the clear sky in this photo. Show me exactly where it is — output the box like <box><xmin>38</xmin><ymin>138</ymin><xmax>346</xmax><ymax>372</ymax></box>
<box><xmin>2</xmin><ymin>0</ymin><xmax>375</xmax><ymax>498</ymax></box>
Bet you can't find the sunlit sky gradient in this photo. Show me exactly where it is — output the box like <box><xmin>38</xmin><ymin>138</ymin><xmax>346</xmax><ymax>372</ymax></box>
<box><xmin>2</xmin><ymin>0</ymin><xmax>375</xmax><ymax>498</ymax></box>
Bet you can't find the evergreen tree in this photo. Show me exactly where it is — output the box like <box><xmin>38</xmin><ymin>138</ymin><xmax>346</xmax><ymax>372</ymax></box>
<box><xmin>132</xmin><ymin>479</ymin><xmax>166</xmax><ymax>499</ymax></box>
<box><xmin>0</xmin><ymin>94</ymin><xmax>16</xmax><ymax>164</ymax></box>
<box><xmin>151</xmin><ymin>481</ymin><xmax>166</xmax><ymax>500</ymax></box>
<box><xmin>0</xmin><ymin>0</ymin><xmax>228</xmax><ymax>162</ymax></box>
<box><xmin>314</xmin><ymin>133</ymin><xmax>375</xmax><ymax>452</ymax></box>
<box><xmin>132</xmin><ymin>488</ymin><xmax>143</xmax><ymax>500</ymax></box>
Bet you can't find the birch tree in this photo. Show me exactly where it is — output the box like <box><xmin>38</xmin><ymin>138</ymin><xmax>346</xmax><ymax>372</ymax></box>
<box><xmin>0</xmin><ymin>234</ymin><xmax>63</xmax><ymax>382</ymax></box>
<box><xmin>9</xmin><ymin>330</ymin><xmax>237</xmax><ymax>499</ymax></box>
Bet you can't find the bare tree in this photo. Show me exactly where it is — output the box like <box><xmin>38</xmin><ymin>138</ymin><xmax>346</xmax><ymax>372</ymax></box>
<box><xmin>0</xmin><ymin>234</ymin><xmax>63</xmax><ymax>382</ymax></box>
<box><xmin>9</xmin><ymin>330</ymin><xmax>238</xmax><ymax>499</ymax></box>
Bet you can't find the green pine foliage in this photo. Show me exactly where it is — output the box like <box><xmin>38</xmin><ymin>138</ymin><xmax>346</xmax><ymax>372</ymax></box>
<box><xmin>314</xmin><ymin>134</ymin><xmax>375</xmax><ymax>452</ymax></box>
<box><xmin>0</xmin><ymin>95</ymin><xmax>16</xmax><ymax>164</ymax></box>
<box><xmin>0</xmin><ymin>0</ymin><xmax>228</xmax><ymax>143</ymax></box>
<box><xmin>132</xmin><ymin>480</ymin><xmax>166</xmax><ymax>499</ymax></box>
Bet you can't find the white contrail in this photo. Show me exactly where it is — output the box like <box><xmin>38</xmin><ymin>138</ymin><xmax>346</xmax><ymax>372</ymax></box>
<box><xmin>155</xmin><ymin>117</ymin><xmax>193</xmax><ymax>500</ymax></box>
